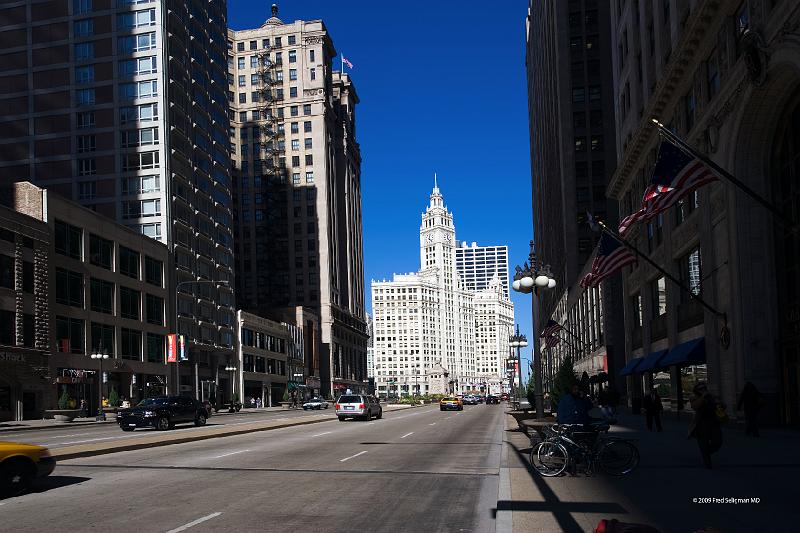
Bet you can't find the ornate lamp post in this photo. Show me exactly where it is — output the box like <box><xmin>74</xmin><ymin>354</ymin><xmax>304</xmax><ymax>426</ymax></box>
<box><xmin>512</xmin><ymin>240</ymin><xmax>556</xmax><ymax>418</ymax></box>
<box><xmin>90</xmin><ymin>342</ymin><xmax>109</xmax><ymax>421</ymax></box>
<box><xmin>508</xmin><ymin>325</ymin><xmax>528</xmax><ymax>409</ymax></box>
<box><xmin>224</xmin><ymin>362</ymin><xmax>236</xmax><ymax>412</ymax></box>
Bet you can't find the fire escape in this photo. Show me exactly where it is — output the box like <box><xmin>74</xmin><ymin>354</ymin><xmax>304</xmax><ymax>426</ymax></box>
<box><xmin>255</xmin><ymin>46</ymin><xmax>290</xmax><ymax>307</ymax></box>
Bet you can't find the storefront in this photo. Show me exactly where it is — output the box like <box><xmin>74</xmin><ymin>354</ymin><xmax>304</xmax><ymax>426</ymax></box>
<box><xmin>0</xmin><ymin>350</ymin><xmax>49</xmax><ymax>421</ymax></box>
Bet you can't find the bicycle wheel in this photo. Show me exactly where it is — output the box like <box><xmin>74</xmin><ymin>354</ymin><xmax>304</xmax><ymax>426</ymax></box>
<box><xmin>598</xmin><ymin>439</ymin><xmax>639</xmax><ymax>476</ymax></box>
<box><xmin>531</xmin><ymin>440</ymin><xmax>569</xmax><ymax>477</ymax></box>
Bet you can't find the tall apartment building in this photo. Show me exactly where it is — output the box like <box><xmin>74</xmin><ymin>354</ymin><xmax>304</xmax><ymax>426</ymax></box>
<box><xmin>525</xmin><ymin>0</ymin><xmax>625</xmax><ymax>391</ymax></box>
<box><xmin>372</xmin><ymin>185</ymin><xmax>514</xmax><ymax>396</ymax></box>
<box><xmin>227</xmin><ymin>5</ymin><xmax>367</xmax><ymax>397</ymax></box>
<box><xmin>455</xmin><ymin>242</ymin><xmax>510</xmax><ymax>298</ymax></box>
<box><xmin>0</xmin><ymin>0</ymin><xmax>236</xmax><ymax>398</ymax></box>
<box><xmin>607</xmin><ymin>0</ymin><xmax>800</xmax><ymax>425</ymax></box>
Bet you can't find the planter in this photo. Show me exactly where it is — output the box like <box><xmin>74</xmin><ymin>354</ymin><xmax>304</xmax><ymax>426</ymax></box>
<box><xmin>44</xmin><ymin>409</ymin><xmax>82</xmax><ymax>423</ymax></box>
<box><xmin>102</xmin><ymin>407</ymin><xmax>118</xmax><ymax>421</ymax></box>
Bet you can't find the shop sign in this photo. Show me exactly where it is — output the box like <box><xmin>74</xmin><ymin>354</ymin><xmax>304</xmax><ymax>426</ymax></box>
<box><xmin>167</xmin><ymin>334</ymin><xmax>177</xmax><ymax>362</ymax></box>
<box><xmin>0</xmin><ymin>352</ymin><xmax>26</xmax><ymax>363</ymax></box>
<box><xmin>306</xmin><ymin>377</ymin><xmax>321</xmax><ymax>388</ymax></box>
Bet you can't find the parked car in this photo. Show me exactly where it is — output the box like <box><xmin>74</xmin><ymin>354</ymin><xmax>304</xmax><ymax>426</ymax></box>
<box><xmin>0</xmin><ymin>442</ymin><xmax>56</xmax><ymax>497</ymax></box>
<box><xmin>439</xmin><ymin>396</ymin><xmax>463</xmax><ymax>411</ymax></box>
<box><xmin>117</xmin><ymin>396</ymin><xmax>208</xmax><ymax>431</ymax></box>
<box><xmin>486</xmin><ymin>395</ymin><xmax>500</xmax><ymax>404</ymax></box>
<box><xmin>303</xmin><ymin>397</ymin><xmax>329</xmax><ymax>410</ymax></box>
<box><xmin>335</xmin><ymin>394</ymin><xmax>382</xmax><ymax>421</ymax></box>
<box><xmin>462</xmin><ymin>395</ymin><xmax>479</xmax><ymax>405</ymax></box>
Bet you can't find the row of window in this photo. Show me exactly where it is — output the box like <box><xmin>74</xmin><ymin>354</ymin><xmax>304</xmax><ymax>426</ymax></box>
<box><xmin>56</xmin><ymin>314</ymin><xmax>165</xmax><ymax>362</ymax></box>
<box><xmin>240</xmin><ymin>328</ymin><xmax>287</xmax><ymax>353</ymax></box>
<box><xmin>242</xmin><ymin>353</ymin><xmax>287</xmax><ymax>376</ymax></box>
<box><xmin>231</xmin><ymin>35</ymin><xmax>303</xmax><ymax>51</ymax></box>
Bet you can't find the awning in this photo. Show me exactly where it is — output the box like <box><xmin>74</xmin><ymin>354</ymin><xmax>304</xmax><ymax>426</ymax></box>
<box><xmin>619</xmin><ymin>357</ymin><xmax>644</xmax><ymax>376</ymax></box>
<box><xmin>636</xmin><ymin>349</ymin><xmax>668</xmax><ymax>373</ymax></box>
<box><xmin>659</xmin><ymin>338</ymin><xmax>705</xmax><ymax>367</ymax></box>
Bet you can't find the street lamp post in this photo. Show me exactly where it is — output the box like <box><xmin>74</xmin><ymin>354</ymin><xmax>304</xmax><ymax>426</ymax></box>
<box><xmin>174</xmin><ymin>279</ymin><xmax>230</xmax><ymax>398</ymax></box>
<box><xmin>224</xmin><ymin>362</ymin><xmax>236</xmax><ymax>412</ymax></box>
<box><xmin>508</xmin><ymin>325</ymin><xmax>528</xmax><ymax>410</ymax></box>
<box><xmin>512</xmin><ymin>240</ymin><xmax>556</xmax><ymax>419</ymax></box>
<box><xmin>91</xmin><ymin>343</ymin><xmax>109</xmax><ymax>421</ymax></box>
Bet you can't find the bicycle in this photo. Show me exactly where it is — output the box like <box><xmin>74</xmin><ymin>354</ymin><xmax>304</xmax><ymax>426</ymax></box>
<box><xmin>531</xmin><ymin>422</ymin><xmax>639</xmax><ymax>477</ymax></box>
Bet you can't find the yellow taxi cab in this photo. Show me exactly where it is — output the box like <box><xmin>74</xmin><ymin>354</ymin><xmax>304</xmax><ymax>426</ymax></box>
<box><xmin>0</xmin><ymin>441</ymin><xmax>56</xmax><ymax>497</ymax></box>
<box><xmin>439</xmin><ymin>396</ymin><xmax>463</xmax><ymax>411</ymax></box>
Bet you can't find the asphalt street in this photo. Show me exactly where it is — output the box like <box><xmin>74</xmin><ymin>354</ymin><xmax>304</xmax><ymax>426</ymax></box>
<box><xmin>0</xmin><ymin>407</ymin><xmax>333</xmax><ymax>449</ymax></box>
<box><xmin>1</xmin><ymin>404</ymin><xmax>507</xmax><ymax>533</ymax></box>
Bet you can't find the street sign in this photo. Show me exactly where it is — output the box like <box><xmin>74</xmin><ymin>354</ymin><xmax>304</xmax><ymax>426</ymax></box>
<box><xmin>167</xmin><ymin>334</ymin><xmax>177</xmax><ymax>362</ymax></box>
<box><xmin>178</xmin><ymin>334</ymin><xmax>187</xmax><ymax>361</ymax></box>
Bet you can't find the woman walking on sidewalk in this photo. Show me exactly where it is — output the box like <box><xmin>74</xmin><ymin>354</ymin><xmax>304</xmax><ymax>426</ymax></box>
<box><xmin>688</xmin><ymin>382</ymin><xmax>722</xmax><ymax>469</ymax></box>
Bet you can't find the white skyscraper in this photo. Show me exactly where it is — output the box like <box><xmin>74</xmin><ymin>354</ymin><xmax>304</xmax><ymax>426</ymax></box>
<box><xmin>456</xmin><ymin>243</ymin><xmax>510</xmax><ymax>298</ymax></box>
<box><xmin>371</xmin><ymin>182</ymin><xmax>513</xmax><ymax>396</ymax></box>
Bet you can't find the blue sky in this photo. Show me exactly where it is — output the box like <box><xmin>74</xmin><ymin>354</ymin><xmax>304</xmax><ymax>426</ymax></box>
<box><xmin>229</xmin><ymin>1</ymin><xmax>536</xmax><ymax>370</ymax></box>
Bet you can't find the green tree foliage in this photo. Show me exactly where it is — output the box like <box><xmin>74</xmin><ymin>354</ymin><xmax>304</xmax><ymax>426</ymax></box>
<box><xmin>108</xmin><ymin>387</ymin><xmax>120</xmax><ymax>408</ymax></box>
<box><xmin>58</xmin><ymin>389</ymin><xmax>71</xmax><ymax>410</ymax></box>
<box><xmin>551</xmin><ymin>356</ymin><xmax>577</xmax><ymax>410</ymax></box>
<box><xmin>526</xmin><ymin>373</ymin><xmax>536</xmax><ymax>407</ymax></box>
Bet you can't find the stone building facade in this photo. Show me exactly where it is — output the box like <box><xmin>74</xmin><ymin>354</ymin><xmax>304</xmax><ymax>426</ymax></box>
<box><xmin>608</xmin><ymin>0</ymin><xmax>800</xmax><ymax>424</ymax></box>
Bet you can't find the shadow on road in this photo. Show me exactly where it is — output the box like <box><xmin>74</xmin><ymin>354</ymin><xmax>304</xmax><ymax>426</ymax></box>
<box><xmin>27</xmin><ymin>475</ymin><xmax>92</xmax><ymax>495</ymax></box>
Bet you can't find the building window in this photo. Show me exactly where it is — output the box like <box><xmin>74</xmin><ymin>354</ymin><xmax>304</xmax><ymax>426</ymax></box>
<box><xmin>289</xmin><ymin>50</ymin><xmax>297</xmax><ymax>63</ymax></box>
<box><xmin>75</xmin><ymin>42</ymin><xmax>94</xmax><ymax>60</ymax></box>
<box><xmin>146</xmin><ymin>294</ymin><xmax>164</xmax><ymax>326</ymax></box>
<box><xmin>305</xmin><ymin>172</ymin><xmax>314</xmax><ymax>183</ymax></box>
<box><xmin>122</xmin><ymin>174</ymin><xmax>160</xmax><ymax>194</ymax></box>
<box><xmin>680</xmin><ymin>248</ymin><xmax>702</xmax><ymax>300</ymax></box>
<box><xmin>239</xmin><ymin>93</ymin><xmax>246</xmax><ymax>104</ymax></box>
<box><xmin>574</xmin><ymin>137</ymin><xmax>586</xmax><ymax>152</ymax></box>
<box><xmin>56</xmin><ymin>316</ymin><xmax>84</xmax><ymax>354</ymax></box>
<box><xmin>90</xmin><ymin>278</ymin><xmax>114</xmax><ymax>314</ymax></box>
<box><xmin>651</xmin><ymin>277</ymin><xmax>667</xmax><ymax>317</ymax></box>
<box><xmin>77</xmin><ymin>158</ymin><xmax>96</xmax><ymax>176</ymax></box>
<box><xmin>304</xmin><ymin>121</ymin><xmax>312</xmax><ymax>133</ymax></box>
<box><xmin>309</xmin><ymin>49</ymin><xmax>315</xmax><ymax>62</ymax></box>
<box><xmin>590</xmin><ymin>136</ymin><xmax>603</xmax><ymax>151</ymax></box>
<box><xmin>55</xmin><ymin>268</ymin><xmax>84</xmax><ymax>308</ymax></box>
<box><xmin>76</xmin><ymin>88</ymin><xmax>95</xmax><ymax>106</ymax></box>
<box><xmin>78</xmin><ymin>181</ymin><xmax>96</xmax><ymax>199</ymax></box>
<box><xmin>140</xmin><ymin>223</ymin><xmax>161</xmax><ymax>239</ymax></box>
<box><xmin>288</xmin><ymin>35</ymin><xmax>296</xmax><ymax>45</ymax></box>
<box><xmin>250</xmin><ymin>55</ymin><xmax>258</xmax><ymax>68</ymax></box>
<box><xmin>89</xmin><ymin>234</ymin><xmax>113</xmax><ymax>270</ymax></box>
<box><xmin>145</xmin><ymin>256</ymin><xmax>162</xmax><ymax>287</ymax></box>
<box><xmin>304</xmin><ymin>138</ymin><xmax>312</xmax><ymax>149</ymax></box>
<box><xmin>120</xmin><ymin>328</ymin><xmax>141</xmax><ymax>361</ymax></box>
<box><xmin>289</xmin><ymin>69</ymin><xmax>297</xmax><ymax>81</ymax></box>
<box><xmin>249</xmin><ymin>40</ymin><xmax>257</xmax><ymax>50</ymax></box>
<box><xmin>77</xmin><ymin>135</ymin><xmax>96</xmax><ymax>153</ymax></box>
<box><xmin>0</xmin><ymin>255</ymin><xmax>13</xmax><ymax>290</ymax></box>
<box><xmin>237</xmin><ymin>42</ymin><xmax>244</xmax><ymax>52</ymax></box>
<box><xmin>146</xmin><ymin>333</ymin><xmax>163</xmax><ymax>363</ymax></box>
<box><xmin>305</xmin><ymin>154</ymin><xmax>313</xmax><ymax>165</ymax></box>
<box><xmin>572</xmin><ymin>88</ymin><xmax>585</xmax><ymax>103</ymax></box>
<box><xmin>122</xmin><ymin>151</ymin><xmax>159</xmax><ymax>171</ymax></box>
<box><xmin>74</xmin><ymin>19</ymin><xmax>93</xmax><ymax>37</ymax></box>
<box><xmin>310</xmin><ymin>68</ymin><xmax>316</xmax><ymax>80</ymax></box>
<box><xmin>122</xmin><ymin>199</ymin><xmax>161</xmax><ymax>219</ymax></box>
<box><xmin>75</xmin><ymin>65</ymin><xmax>94</xmax><ymax>84</ymax></box>
<box><xmin>77</xmin><ymin>111</ymin><xmax>95</xmax><ymax>128</ymax></box>
<box><xmin>237</xmin><ymin>57</ymin><xmax>245</xmax><ymax>69</ymax></box>
<box><xmin>90</xmin><ymin>322</ymin><xmax>114</xmax><ymax>355</ymax></box>
<box><xmin>117</xmin><ymin>9</ymin><xmax>156</xmax><ymax>29</ymax></box>
<box><xmin>238</xmin><ymin>75</ymin><xmax>246</xmax><ymax>87</ymax></box>
<box><xmin>120</xmin><ymin>286</ymin><xmax>141</xmax><ymax>320</ymax></box>
<box><xmin>119</xmin><ymin>246</ymin><xmax>140</xmax><ymax>279</ymax></box>
<box><xmin>118</xmin><ymin>32</ymin><xmax>156</xmax><ymax>53</ymax></box>
<box><xmin>290</xmin><ymin>86</ymin><xmax>298</xmax><ymax>98</ymax></box>
<box><xmin>55</xmin><ymin>220</ymin><xmax>83</xmax><ymax>259</ymax></box>
<box><xmin>303</xmin><ymin>104</ymin><xmax>311</xmax><ymax>115</ymax></box>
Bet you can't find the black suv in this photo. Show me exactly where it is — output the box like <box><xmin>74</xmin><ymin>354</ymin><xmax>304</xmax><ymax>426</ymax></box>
<box><xmin>117</xmin><ymin>396</ymin><xmax>207</xmax><ymax>431</ymax></box>
<box><xmin>485</xmin><ymin>395</ymin><xmax>500</xmax><ymax>404</ymax></box>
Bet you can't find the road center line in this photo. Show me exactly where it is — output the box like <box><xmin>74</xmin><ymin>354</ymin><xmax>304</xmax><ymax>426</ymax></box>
<box><xmin>340</xmin><ymin>450</ymin><xmax>368</xmax><ymax>462</ymax></box>
<box><xmin>400</xmin><ymin>432</ymin><xmax>414</xmax><ymax>439</ymax></box>
<box><xmin>166</xmin><ymin>512</ymin><xmax>222</xmax><ymax>533</ymax></box>
<box><xmin>312</xmin><ymin>431</ymin><xmax>332</xmax><ymax>437</ymax></box>
<box><xmin>213</xmin><ymin>449</ymin><xmax>249</xmax><ymax>458</ymax></box>
<box><xmin>429</xmin><ymin>422</ymin><xmax>437</xmax><ymax>426</ymax></box>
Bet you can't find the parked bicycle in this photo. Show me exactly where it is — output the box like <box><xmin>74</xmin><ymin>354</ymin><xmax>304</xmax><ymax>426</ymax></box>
<box><xmin>531</xmin><ymin>421</ymin><xmax>639</xmax><ymax>477</ymax></box>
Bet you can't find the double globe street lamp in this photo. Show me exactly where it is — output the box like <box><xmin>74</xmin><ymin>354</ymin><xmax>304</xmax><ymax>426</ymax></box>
<box><xmin>508</xmin><ymin>326</ymin><xmax>528</xmax><ymax>409</ymax></box>
<box><xmin>224</xmin><ymin>362</ymin><xmax>237</xmax><ymax>412</ymax></box>
<box><xmin>512</xmin><ymin>240</ymin><xmax>557</xmax><ymax>419</ymax></box>
<box><xmin>91</xmin><ymin>344</ymin><xmax>110</xmax><ymax>421</ymax></box>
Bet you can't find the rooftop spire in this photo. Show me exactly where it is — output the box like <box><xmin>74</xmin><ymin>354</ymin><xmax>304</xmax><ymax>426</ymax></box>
<box><xmin>271</xmin><ymin>3</ymin><xmax>278</xmax><ymax>17</ymax></box>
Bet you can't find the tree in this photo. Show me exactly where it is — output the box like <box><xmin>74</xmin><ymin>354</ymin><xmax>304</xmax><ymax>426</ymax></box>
<box><xmin>526</xmin><ymin>373</ymin><xmax>536</xmax><ymax>407</ymax></box>
<box><xmin>551</xmin><ymin>356</ymin><xmax>577</xmax><ymax>410</ymax></box>
<box><xmin>108</xmin><ymin>387</ymin><xmax>120</xmax><ymax>408</ymax></box>
<box><xmin>58</xmin><ymin>389</ymin><xmax>71</xmax><ymax>410</ymax></box>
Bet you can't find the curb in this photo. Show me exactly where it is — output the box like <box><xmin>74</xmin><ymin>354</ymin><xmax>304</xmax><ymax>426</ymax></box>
<box><xmin>0</xmin><ymin>420</ymin><xmax>116</xmax><ymax>433</ymax></box>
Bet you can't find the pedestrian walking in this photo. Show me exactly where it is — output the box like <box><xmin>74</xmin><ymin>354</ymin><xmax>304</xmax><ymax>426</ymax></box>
<box><xmin>688</xmin><ymin>382</ymin><xmax>723</xmax><ymax>469</ymax></box>
<box><xmin>79</xmin><ymin>398</ymin><xmax>87</xmax><ymax>418</ymax></box>
<box><xmin>250</xmin><ymin>396</ymin><xmax>256</xmax><ymax>408</ymax></box>
<box><xmin>737</xmin><ymin>382</ymin><xmax>763</xmax><ymax>437</ymax></box>
<box><xmin>642</xmin><ymin>389</ymin><xmax>663</xmax><ymax>431</ymax></box>
<box><xmin>598</xmin><ymin>387</ymin><xmax>613</xmax><ymax>419</ymax></box>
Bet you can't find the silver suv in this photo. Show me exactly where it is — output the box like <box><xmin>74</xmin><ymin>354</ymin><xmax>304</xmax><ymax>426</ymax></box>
<box><xmin>335</xmin><ymin>394</ymin><xmax>382</xmax><ymax>421</ymax></box>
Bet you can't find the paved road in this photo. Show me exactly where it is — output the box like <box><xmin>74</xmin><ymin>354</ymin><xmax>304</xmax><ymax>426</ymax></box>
<box><xmin>1</xmin><ymin>404</ymin><xmax>507</xmax><ymax>533</ymax></box>
<box><xmin>0</xmin><ymin>408</ymin><xmax>334</xmax><ymax>449</ymax></box>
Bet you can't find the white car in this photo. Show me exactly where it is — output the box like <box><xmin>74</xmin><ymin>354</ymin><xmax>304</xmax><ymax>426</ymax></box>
<box><xmin>335</xmin><ymin>394</ymin><xmax>382</xmax><ymax>421</ymax></box>
<box><xmin>302</xmin><ymin>397</ymin><xmax>329</xmax><ymax>410</ymax></box>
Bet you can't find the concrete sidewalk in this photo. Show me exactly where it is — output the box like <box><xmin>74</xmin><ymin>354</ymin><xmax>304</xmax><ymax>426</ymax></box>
<box><xmin>502</xmin><ymin>408</ymin><xmax>799</xmax><ymax>532</ymax></box>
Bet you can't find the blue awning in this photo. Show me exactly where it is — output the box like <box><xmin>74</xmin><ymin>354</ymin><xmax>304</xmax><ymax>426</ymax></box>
<box><xmin>659</xmin><ymin>338</ymin><xmax>705</xmax><ymax>367</ymax></box>
<box><xmin>619</xmin><ymin>357</ymin><xmax>645</xmax><ymax>376</ymax></box>
<box><xmin>636</xmin><ymin>349</ymin><xmax>669</xmax><ymax>373</ymax></box>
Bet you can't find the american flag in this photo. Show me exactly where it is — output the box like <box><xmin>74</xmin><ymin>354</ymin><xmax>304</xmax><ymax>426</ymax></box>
<box><xmin>342</xmin><ymin>56</ymin><xmax>354</xmax><ymax>69</ymax></box>
<box><xmin>580</xmin><ymin>233</ymin><xmax>637</xmax><ymax>288</ymax></box>
<box><xmin>618</xmin><ymin>137</ymin><xmax>720</xmax><ymax>236</ymax></box>
<box><xmin>540</xmin><ymin>320</ymin><xmax>564</xmax><ymax>338</ymax></box>
<box><xmin>544</xmin><ymin>335</ymin><xmax>561</xmax><ymax>348</ymax></box>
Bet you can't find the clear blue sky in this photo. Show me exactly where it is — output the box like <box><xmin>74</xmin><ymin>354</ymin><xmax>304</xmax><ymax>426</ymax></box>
<box><xmin>229</xmin><ymin>1</ymin><xmax>536</xmax><ymax>371</ymax></box>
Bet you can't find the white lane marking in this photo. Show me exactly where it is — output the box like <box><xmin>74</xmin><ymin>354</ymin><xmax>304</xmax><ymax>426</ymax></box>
<box><xmin>58</xmin><ymin>435</ymin><xmax>127</xmax><ymax>445</ymax></box>
<box><xmin>312</xmin><ymin>431</ymin><xmax>332</xmax><ymax>437</ymax></box>
<box><xmin>400</xmin><ymin>432</ymin><xmax>414</xmax><ymax>439</ymax></box>
<box><xmin>166</xmin><ymin>512</ymin><xmax>222</xmax><ymax>533</ymax></box>
<box><xmin>213</xmin><ymin>449</ymin><xmax>249</xmax><ymax>458</ymax></box>
<box><xmin>428</xmin><ymin>422</ymin><xmax>437</xmax><ymax>426</ymax></box>
<box><xmin>339</xmin><ymin>450</ymin><xmax>368</xmax><ymax>462</ymax></box>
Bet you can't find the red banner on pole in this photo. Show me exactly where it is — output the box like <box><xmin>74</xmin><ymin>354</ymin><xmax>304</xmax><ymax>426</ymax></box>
<box><xmin>167</xmin><ymin>334</ymin><xmax>177</xmax><ymax>362</ymax></box>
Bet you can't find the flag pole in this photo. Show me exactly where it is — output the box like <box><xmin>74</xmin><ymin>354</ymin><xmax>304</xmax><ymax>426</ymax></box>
<box><xmin>651</xmin><ymin>119</ymin><xmax>794</xmax><ymax>228</ymax></box>
<box><xmin>595</xmin><ymin>218</ymin><xmax>726</xmax><ymax>321</ymax></box>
